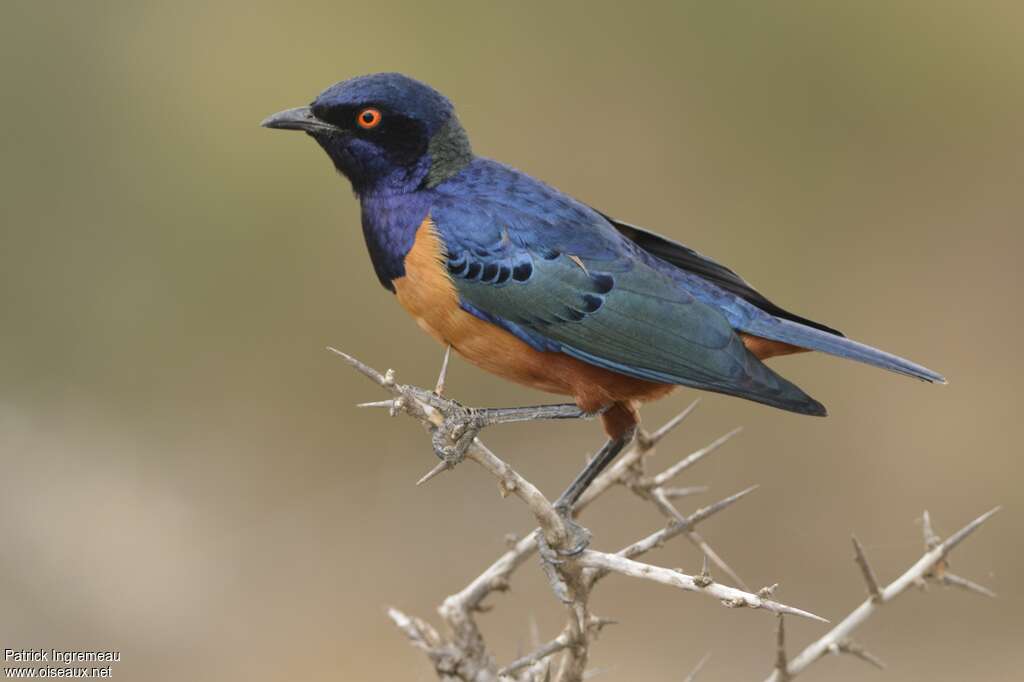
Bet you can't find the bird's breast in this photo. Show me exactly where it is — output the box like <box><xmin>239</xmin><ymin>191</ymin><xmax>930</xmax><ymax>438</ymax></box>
<box><xmin>391</xmin><ymin>218</ymin><xmax>572</xmax><ymax>393</ymax></box>
<box><xmin>391</xmin><ymin>217</ymin><xmax>466</xmax><ymax>345</ymax></box>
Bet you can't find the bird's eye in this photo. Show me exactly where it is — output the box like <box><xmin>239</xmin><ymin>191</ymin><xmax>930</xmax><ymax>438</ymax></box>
<box><xmin>357</xmin><ymin>108</ymin><xmax>382</xmax><ymax>129</ymax></box>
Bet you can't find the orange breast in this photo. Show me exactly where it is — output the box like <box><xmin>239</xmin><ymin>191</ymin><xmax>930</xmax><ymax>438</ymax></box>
<box><xmin>390</xmin><ymin>218</ymin><xmax>675</xmax><ymax>418</ymax></box>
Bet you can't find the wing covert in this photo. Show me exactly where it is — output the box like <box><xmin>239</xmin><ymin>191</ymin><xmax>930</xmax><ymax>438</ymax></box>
<box><xmin>435</xmin><ymin>210</ymin><xmax>822</xmax><ymax>414</ymax></box>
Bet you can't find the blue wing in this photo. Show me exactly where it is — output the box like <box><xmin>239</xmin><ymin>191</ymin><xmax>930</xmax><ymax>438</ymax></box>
<box><xmin>603</xmin><ymin>216</ymin><xmax>946</xmax><ymax>384</ymax></box>
<box><xmin>430</xmin><ymin>161</ymin><xmax>826</xmax><ymax>415</ymax></box>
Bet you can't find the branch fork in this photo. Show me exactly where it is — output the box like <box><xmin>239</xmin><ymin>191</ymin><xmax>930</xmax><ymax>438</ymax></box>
<box><xmin>764</xmin><ymin>507</ymin><xmax>1000</xmax><ymax>681</ymax></box>
<box><xmin>328</xmin><ymin>347</ymin><xmax>997</xmax><ymax>681</ymax></box>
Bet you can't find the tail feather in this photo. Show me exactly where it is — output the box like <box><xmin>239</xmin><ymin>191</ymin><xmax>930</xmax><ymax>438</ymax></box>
<box><xmin>741</xmin><ymin>318</ymin><xmax>947</xmax><ymax>384</ymax></box>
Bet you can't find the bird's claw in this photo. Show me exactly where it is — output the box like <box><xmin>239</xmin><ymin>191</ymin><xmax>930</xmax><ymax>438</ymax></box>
<box><xmin>537</xmin><ymin>506</ymin><xmax>592</xmax><ymax>564</ymax></box>
<box><xmin>430</xmin><ymin>407</ymin><xmax>484</xmax><ymax>464</ymax></box>
<box><xmin>535</xmin><ymin>510</ymin><xmax>590</xmax><ymax>604</ymax></box>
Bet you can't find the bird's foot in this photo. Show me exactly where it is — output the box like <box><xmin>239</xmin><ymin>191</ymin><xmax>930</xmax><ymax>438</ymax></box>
<box><xmin>429</xmin><ymin>404</ymin><xmax>591</xmax><ymax>464</ymax></box>
<box><xmin>537</xmin><ymin>504</ymin><xmax>592</xmax><ymax>563</ymax></box>
<box><xmin>535</xmin><ymin>505</ymin><xmax>591</xmax><ymax>604</ymax></box>
<box><xmin>430</xmin><ymin>401</ymin><xmax>483</xmax><ymax>465</ymax></box>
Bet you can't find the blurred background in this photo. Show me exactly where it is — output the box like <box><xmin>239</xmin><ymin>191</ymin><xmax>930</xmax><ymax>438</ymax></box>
<box><xmin>1</xmin><ymin>1</ymin><xmax>1020</xmax><ymax>679</ymax></box>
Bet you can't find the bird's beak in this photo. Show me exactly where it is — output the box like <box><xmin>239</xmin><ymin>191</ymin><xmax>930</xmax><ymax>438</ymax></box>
<box><xmin>260</xmin><ymin>106</ymin><xmax>339</xmax><ymax>135</ymax></box>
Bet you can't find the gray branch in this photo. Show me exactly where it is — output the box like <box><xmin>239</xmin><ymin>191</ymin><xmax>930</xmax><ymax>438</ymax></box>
<box><xmin>329</xmin><ymin>349</ymin><xmax>998</xmax><ymax>681</ymax></box>
<box><xmin>331</xmin><ymin>350</ymin><xmax>825</xmax><ymax>681</ymax></box>
<box><xmin>763</xmin><ymin>507</ymin><xmax>1000</xmax><ymax>681</ymax></box>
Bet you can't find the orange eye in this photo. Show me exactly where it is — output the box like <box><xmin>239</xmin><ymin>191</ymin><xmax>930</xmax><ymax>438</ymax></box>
<box><xmin>357</xmin><ymin>108</ymin><xmax>382</xmax><ymax>129</ymax></box>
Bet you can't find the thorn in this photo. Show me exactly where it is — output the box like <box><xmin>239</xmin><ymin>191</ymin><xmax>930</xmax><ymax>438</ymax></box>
<box><xmin>645</xmin><ymin>399</ymin><xmax>701</xmax><ymax>446</ymax></box>
<box><xmin>922</xmin><ymin>510</ymin><xmax>940</xmax><ymax>550</ymax></box>
<box><xmin>357</xmin><ymin>399</ymin><xmax>395</xmax><ymax>409</ymax></box>
<box><xmin>688</xmin><ymin>530</ymin><xmax>748</xmax><ymax>591</ymax></box>
<box><xmin>651</xmin><ymin>487</ymin><xmax>687</xmax><ymax>523</ymax></box>
<box><xmin>837</xmin><ymin>638</ymin><xmax>886</xmax><ymax>670</ymax></box>
<box><xmin>652</xmin><ymin>427</ymin><xmax>743</xmax><ymax>486</ymax></box>
<box><xmin>415</xmin><ymin>460</ymin><xmax>453</xmax><ymax>486</ymax></box>
<box><xmin>772</xmin><ymin>604</ymin><xmax>829</xmax><ymax>624</ymax></box>
<box><xmin>686</xmin><ymin>485</ymin><xmax>759</xmax><ymax>527</ymax></box>
<box><xmin>758</xmin><ymin>583</ymin><xmax>779</xmax><ymax>599</ymax></box>
<box><xmin>587</xmin><ymin>615</ymin><xmax>618</xmax><ymax>632</ymax></box>
<box><xmin>326</xmin><ymin>346</ymin><xmax>387</xmax><ymax>384</ymax></box>
<box><xmin>851</xmin><ymin>535</ymin><xmax>883</xmax><ymax>601</ymax></box>
<box><xmin>648</xmin><ymin>487</ymin><xmax>744</xmax><ymax>587</ymax></box>
<box><xmin>662</xmin><ymin>485</ymin><xmax>709</xmax><ymax>499</ymax></box>
<box><xmin>683</xmin><ymin>651</ymin><xmax>711</xmax><ymax>682</ymax></box>
<box><xmin>774</xmin><ymin>615</ymin><xmax>789</xmax><ymax>681</ymax></box>
<box><xmin>694</xmin><ymin>554</ymin><xmax>713</xmax><ymax>587</ymax></box>
<box><xmin>940</xmin><ymin>572</ymin><xmax>997</xmax><ymax>598</ymax></box>
<box><xmin>939</xmin><ymin>506</ymin><xmax>1001</xmax><ymax>559</ymax></box>
<box><xmin>435</xmin><ymin>345</ymin><xmax>452</xmax><ymax>396</ymax></box>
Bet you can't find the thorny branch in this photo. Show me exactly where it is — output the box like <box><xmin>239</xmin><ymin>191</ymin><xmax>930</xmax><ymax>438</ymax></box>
<box><xmin>764</xmin><ymin>507</ymin><xmax>1000</xmax><ymax>681</ymax></box>
<box><xmin>328</xmin><ymin>348</ymin><xmax>998</xmax><ymax>681</ymax></box>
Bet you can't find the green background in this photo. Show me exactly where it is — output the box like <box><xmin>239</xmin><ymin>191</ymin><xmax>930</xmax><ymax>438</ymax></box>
<box><xmin>1</xmin><ymin>1</ymin><xmax>1020</xmax><ymax>679</ymax></box>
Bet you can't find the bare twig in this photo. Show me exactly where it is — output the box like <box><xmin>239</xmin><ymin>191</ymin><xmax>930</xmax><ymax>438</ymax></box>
<box><xmin>774</xmin><ymin>616</ymin><xmax>789</xmax><ymax>681</ymax></box>
<box><xmin>764</xmin><ymin>507</ymin><xmax>1000</xmax><ymax>681</ymax></box>
<box><xmin>939</xmin><ymin>571</ymin><xmax>997</xmax><ymax>598</ymax></box>
<box><xmin>576</xmin><ymin>551</ymin><xmax>827</xmax><ymax>622</ymax></box>
<box><xmin>662</xmin><ymin>485</ymin><xmax>710</xmax><ymax>499</ymax></box>
<box><xmin>597</xmin><ymin>486</ymin><xmax>759</xmax><ymax>575</ymax></box>
<box><xmin>834</xmin><ymin>639</ymin><xmax>885</xmax><ymax>670</ymax></box>
<box><xmin>332</xmin><ymin>351</ymin><xmax>810</xmax><ymax>681</ymax></box>
<box><xmin>851</xmin><ymin>535</ymin><xmax>882</xmax><ymax>601</ymax></box>
<box><xmin>649</xmin><ymin>427</ymin><xmax>742</xmax><ymax>488</ymax></box>
<box><xmin>331</xmin><ymin>350</ymin><xmax>996</xmax><ymax>682</ymax></box>
<box><xmin>643</xmin><ymin>399</ymin><xmax>701</xmax><ymax>446</ymax></box>
<box><xmin>500</xmin><ymin>628</ymin><xmax>573</xmax><ymax>677</ymax></box>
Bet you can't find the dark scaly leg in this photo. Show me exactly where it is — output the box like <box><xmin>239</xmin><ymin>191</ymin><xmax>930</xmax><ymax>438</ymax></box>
<box><xmin>541</xmin><ymin>402</ymin><xmax>640</xmax><ymax>559</ymax></box>
<box><xmin>549</xmin><ymin>428</ymin><xmax>636</xmax><ymax>555</ymax></box>
<box><xmin>472</xmin><ymin>403</ymin><xmax>590</xmax><ymax>426</ymax></box>
<box><xmin>554</xmin><ymin>429</ymin><xmax>636</xmax><ymax>513</ymax></box>
<box><xmin>433</xmin><ymin>403</ymin><xmax>601</xmax><ymax>462</ymax></box>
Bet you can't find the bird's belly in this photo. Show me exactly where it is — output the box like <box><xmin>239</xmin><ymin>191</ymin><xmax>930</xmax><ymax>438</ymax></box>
<box><xmin>390</xmin><ymin>217</ymin><xmax>674</xmax><ymax>409</ymax></box>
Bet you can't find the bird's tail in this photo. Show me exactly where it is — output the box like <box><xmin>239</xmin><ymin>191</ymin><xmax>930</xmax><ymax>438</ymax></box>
<box><xmin>740</xmin><ymin>318</ymin><xmax>947</xmax><ymax>384</ymax></box>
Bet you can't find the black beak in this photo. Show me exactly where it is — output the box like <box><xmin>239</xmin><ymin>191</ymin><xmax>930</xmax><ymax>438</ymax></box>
<box><xmin>260</xmin><ymin>106</ymin><xmax>339</xmax><ymax>135</ymax></box>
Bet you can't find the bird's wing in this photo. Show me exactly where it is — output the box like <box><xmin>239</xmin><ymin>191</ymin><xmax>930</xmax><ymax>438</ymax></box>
<box><xmin>599</xmin><ymin>214</ymin><xmax>946</xmax><ymax>383</ymax></box>
<box><xmin>598</xmin><ymin>213</ymin><xmax>844</xmax><ymax>336</ymax></box>
<box><xmin>432</xmin><ymin>200</ymin><xmax>825</xmax><ymax>415</ymax></box>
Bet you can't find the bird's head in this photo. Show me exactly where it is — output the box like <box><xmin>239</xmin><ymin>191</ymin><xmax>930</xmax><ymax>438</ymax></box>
<box><xmin>262</xmin><ymin>73</ymin><xmax>472</xmax><ymax>196</ymax></box>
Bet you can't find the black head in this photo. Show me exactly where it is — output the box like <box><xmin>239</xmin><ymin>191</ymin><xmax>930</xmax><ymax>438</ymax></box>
<box><xmin>262</xmin><ymin>73</ymin><xmax>472</xmax><ymax>196</ymax></box>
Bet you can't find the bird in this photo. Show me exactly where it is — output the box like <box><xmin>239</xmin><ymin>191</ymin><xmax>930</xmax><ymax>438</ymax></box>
<box><xmin>262</xmin><ymin>72</ymin><xmax>944</xmax><ymax>550</ymax></box>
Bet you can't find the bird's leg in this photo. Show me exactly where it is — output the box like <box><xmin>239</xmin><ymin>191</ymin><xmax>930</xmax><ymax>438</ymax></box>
<box><xmin>472</xmin><ymin>403</ymin><xmax>591</xmax><ymax>425</ymax></box>
<box><xmin>432</xmin><ymin>403</ymin><xmax>596</xmax><ymax>464</ymax></box>
<box><xmin>555</xmin><ymin>429</ymin><xmax>636</xmax><ymax>512</ymax></box>
<box><xmin>539</xmin><ymin>428</ymin><xmax>638</xmax><ymax>562</ymax></box>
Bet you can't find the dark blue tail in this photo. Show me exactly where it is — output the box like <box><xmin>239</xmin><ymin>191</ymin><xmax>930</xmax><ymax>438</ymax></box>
<box><xmin>741</xmin><ymin>317</ymin><xmax>946</xmax><ymax>384</ymax></box>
